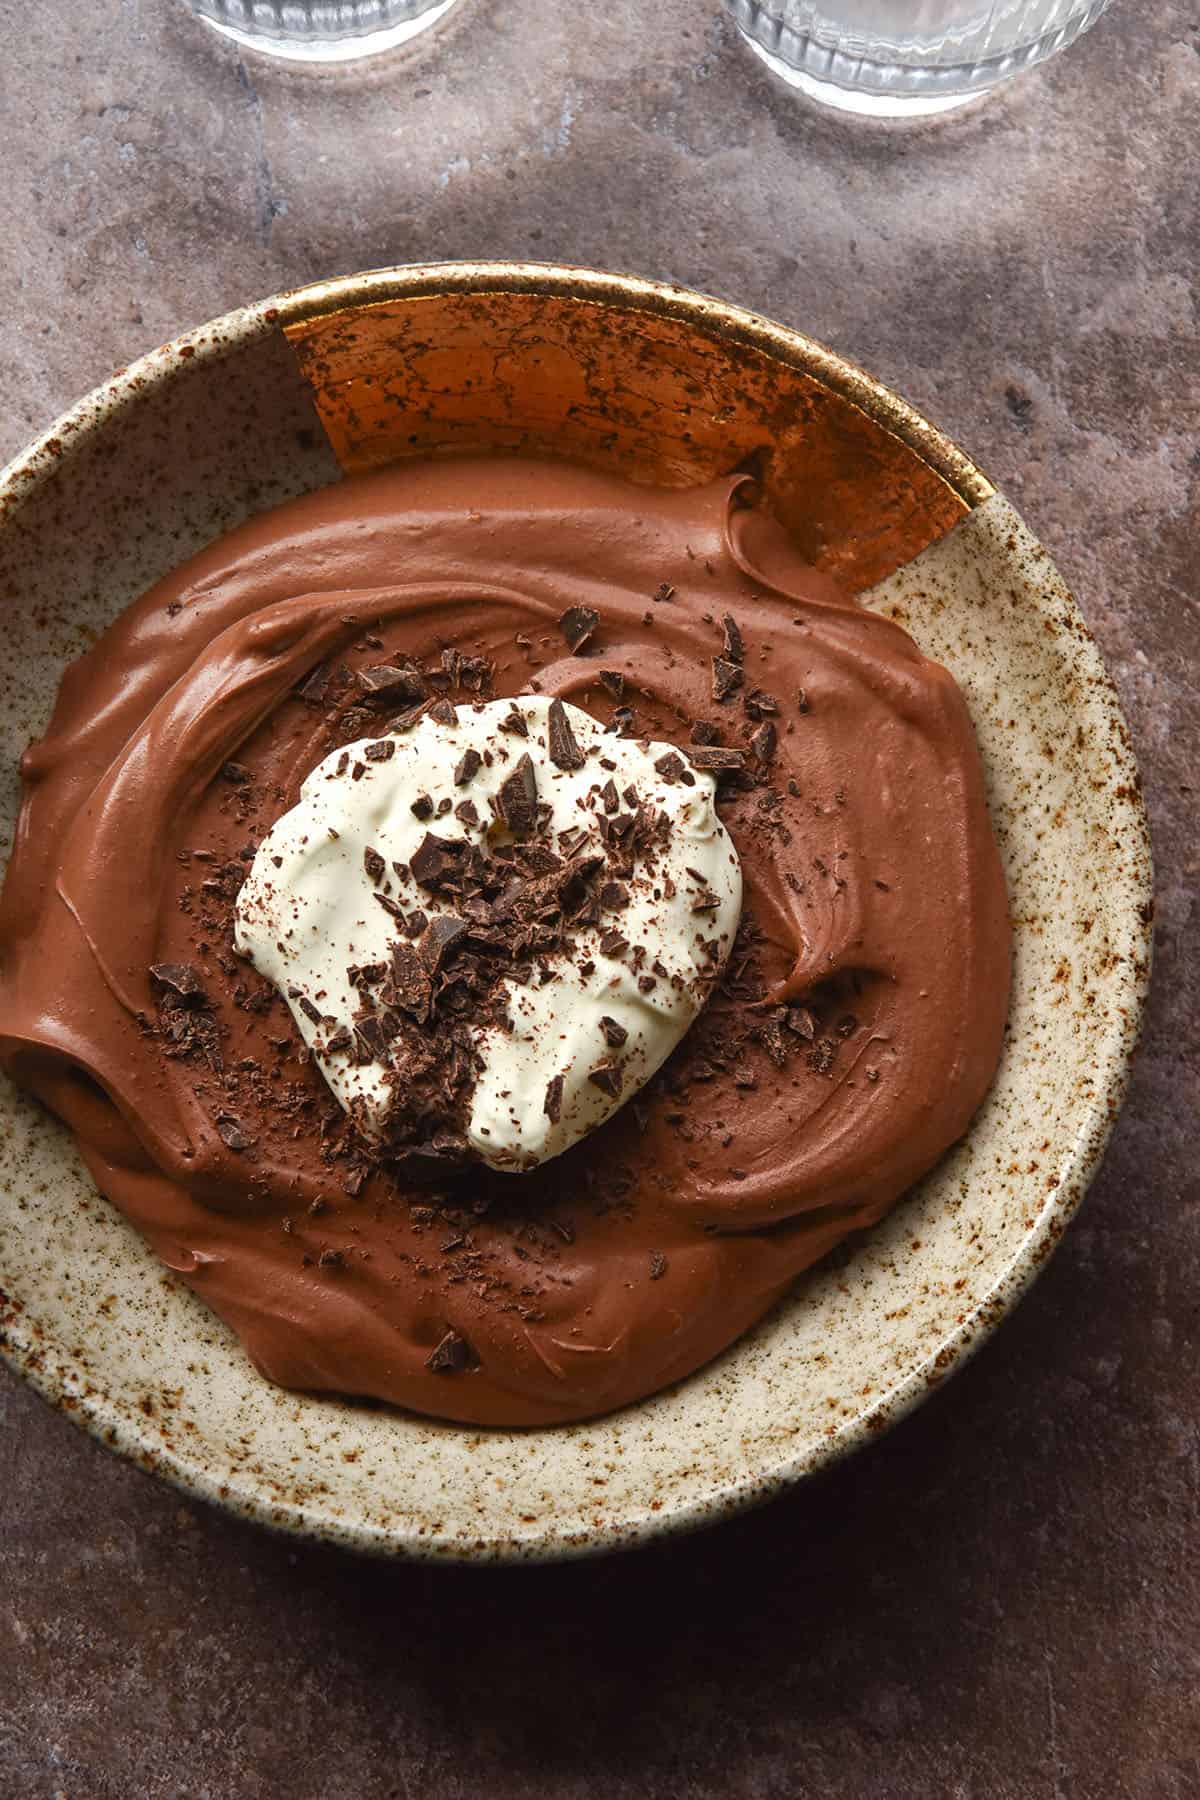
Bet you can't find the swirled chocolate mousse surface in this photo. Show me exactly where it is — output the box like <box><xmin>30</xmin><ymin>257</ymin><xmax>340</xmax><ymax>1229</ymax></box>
<box><xmin>0</xmin><ymin>458</ymin><xmax>1009</xmax><ymax>1426</ymax></box>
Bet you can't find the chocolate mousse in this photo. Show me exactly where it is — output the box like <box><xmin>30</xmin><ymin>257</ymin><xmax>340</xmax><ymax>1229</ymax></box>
<box><xmin>0</xmin><ymin>458</ymin><xmax>1010</xmax><ymax>1426</ymax></box>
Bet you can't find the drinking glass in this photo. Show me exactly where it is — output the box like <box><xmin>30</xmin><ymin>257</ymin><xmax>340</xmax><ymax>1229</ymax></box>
<box><xmin>724</xmin><ymin>0</ymin><xmax>1116</xmax><ymax>115</ymax></box>
<box><xmin>184</xmin><ymin>0</ymin><xmax>463</xmax><ymax>62</ymax></box>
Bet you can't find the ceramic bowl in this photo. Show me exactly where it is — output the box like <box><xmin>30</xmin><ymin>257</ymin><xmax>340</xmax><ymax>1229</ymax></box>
<box><xmin>0</xmin><ymin>264</ymin><xmax>1152</xmax><ymax>1560</ymax></box>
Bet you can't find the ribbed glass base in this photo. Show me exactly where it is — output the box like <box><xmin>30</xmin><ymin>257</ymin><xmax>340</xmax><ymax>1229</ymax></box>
<box><xmin>727</xmin><ymin>1</ymin><xmax>1113</xmax><ymax>116</ymax></box>
<box><xmin>190</xmin><ymin>0</ymin><xmax>460</xmax><ymax>63</ymax></box>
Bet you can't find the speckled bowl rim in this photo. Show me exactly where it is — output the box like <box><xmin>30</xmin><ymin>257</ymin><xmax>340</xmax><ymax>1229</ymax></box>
<box><xmin>0</xmin><ymin>263</ymin><xmax>1153</xmax><ymax>1561</ymax></box>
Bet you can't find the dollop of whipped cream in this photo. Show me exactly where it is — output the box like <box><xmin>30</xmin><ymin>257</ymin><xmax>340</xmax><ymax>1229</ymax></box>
<box><xmin>234</xmin><ymin>695</ymin><xmax>742</xmax><ymax>1172</ymax></box>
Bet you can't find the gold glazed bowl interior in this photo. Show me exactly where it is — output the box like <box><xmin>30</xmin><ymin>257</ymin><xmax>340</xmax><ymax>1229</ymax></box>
<box><xmin>0</xmin><ymin>265</ymin><xmax>1150</xmax><ymax>1561</ymax></box>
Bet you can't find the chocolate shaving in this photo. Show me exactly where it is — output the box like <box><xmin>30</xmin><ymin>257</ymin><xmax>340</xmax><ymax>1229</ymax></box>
<box><xmin>648</xmin><ymin>1251</ymin><xmax>668</xmax><ymax>1281</ymax></box>
<box><xmin>559</xmin><ymin>605</ymin><xmax>599</xmax><ymax>653</ymax></box>
<box><xmin>547</xmin><ymin>698</ymin><xmax>585</xmax><ymax>771</ymax></box>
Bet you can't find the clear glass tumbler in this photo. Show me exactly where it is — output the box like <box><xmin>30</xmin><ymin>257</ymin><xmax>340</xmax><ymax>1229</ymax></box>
<box><xmin>724</xmin><ymin>0</ymin><xmax>1116</xmax><ymax>115</ymax></box>
<box><xmin>184</xmin><ymin>0</ymin><xmax>463</xmax><ymax>63</ymax></box>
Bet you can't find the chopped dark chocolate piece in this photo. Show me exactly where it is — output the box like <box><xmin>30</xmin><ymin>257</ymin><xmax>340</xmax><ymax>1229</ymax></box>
<box><xmin>599</xmin><ymin>881</ymin><xmax>629</xmax><ymax>911</ymax></box>
<box><xmin>296</xmin><ymin>993</ymin><xmax>323</xmax><ymax>1026</ymax></box>
<box><xmin>686</xmin><ymin>746</ymin><xmax>747</xmax><ymax>773</ymax></box>
<box><xmin>587</xmin><ymin>1061</ymin><xmax>623</xmax><ymax>1098</ymax></box>
<box><xmin>689</xmin><ymin>719</ymin><xmax>720</xmax><ymax>746</ymax></box>
<box><xmin>428</xmin><ymin>698</ymin><xmax>458</xmax><ymax>727</ymax></box>
<box><xmin>420</xmin><ymin>914</ymin><xmax>470</xmax><ymax>973</ymax></box>
<box><xmin>598</xmin><ymin>670</ymin><xmax>626</xmax><ymax>700</ymax></box>
<box><xmin>599</xmin><ymin>930</ymin><xmax>628</xmax><ymax>958</ymax></box>
<box><xmin>318</xmin><ymin>1248</ymin><xmax>344</xmax><ymax>1269</ymax></box>
<box><xmin>559</xmin><ymin>605</ymin><xmax>599</xmax><ymax>653</ymax></box>
<box><xmin>363</xmin><ymin>846</ymin><xmax>386</xmax><ymax>884</ymax></box>
<box><xmin>325</xmin><ymin>1025</ymin><xmax>354</xmax><ymax>1055</ymax></box>
<box><xmin>499</xmin><ymin>709</ymin><xmax>529</xmax><ymax>737</ymax></box>
<box><xmin>357</xmin><ymin>662</ymin><xmax>426</xmax><ymax>707</ymax></box>
<box><xmin>547</xmin><ymin>698</ymin><xmax>585</xmax><ymax>771</ymax></box>
<box><xmin>458</xmin><ymin>653</ymin><xmax>494</xmax><ymax>693</ymax></box>
<box><xmin>599</xmin><ymin>1015</ymin><xmax>628</xmax><ymax>1048</ymax></box>
<box><xmin>297</xmin><ymin>660</ymin><xmax>332</xmax><ymax>705</ymax></box>
<box><xmin>744</xmin><ymin>688</ymin><xmax>779</xmax><ymax>719</ymax></box>
<box><xmin>221</xmin><ymin>760</ymin><xmax>251</xmax><ymax>785</ymax></box>
<box><xmin>363</xmin><ymin>739</ymin><xmax>396</xmax><ymax>763</ymax></box>
<box><xmin>495</xmin><ymin>753</ymin><xmax>539</xmax><ymax>835</ymax></box>
<box><xmin>215</xmin><ymin>1112</ymin><xmax>255</xmax><ymax>1152</ymax></box>
<box><xmin>149</xmin><ymin>963</ymin><xmax>208</xmax><ymax>1006</ymax></box>
<box><xmin>600</xmin><ymin>778</ymin><xmax>620</xmax><ymax>815</ymax></box>
<box><xmin>410</xmin><ymin>832</ymin><xmax>466</xmax><ymax>891</ymax></box>
<box><xmin>653</xmin><ymin>750</ymin><xmax>688</xmax><ymax>785</ymax></box>
<box><xmin>454</xmin><ymin>799</ymin><xmax>480</xmax><ymax>828</ymax></box>
<box><xmin>786</xmin><ymin>1006</ymin><xmax>817</xmax><ymax>1041</ymax></box>
<box><xmin>721</xmin><ymin>614</ymin><xmax>744</xmax><ymax>663</ymax></box>
<box><xmin>608</xmin><ymin>706</ymin><xmax>635</xmax><ymax>736</ymax></box>
<box><xmin>750</xmin><ymin>720</ymin><xmax>777</xmax><ymax>762</ymax></box>
<box><xmin>653</xmin><ymin>582</ymin><xmax>676</xmax><ymax>603</ymax></box>
<box><xmin>712</xmin><ymin>657</ymin><xmax>743</xmax><ymax>702</ymax></box>
<box><xmin>454</xmin><ymin>747</ymin><xmax>482</xmax><ymax>786</ymax></box>
<box><xmin>425</xmin><ymin>1328</ymin><xmax>475</xmax><ymax>1373</ymax></box>
<box><xmin>544</xmin><ymin>1073</ymin><xmax>565</xmax><ymax>1124</ymax></box>
<box><xmin>691</xmin><ymin>890</ymin><xmax>720</xmax><ymax>913</ymax></box>
<box><xmin>388</xmin><ymin>942</ymin><xmax>433</xmax><ymax>1018</ymax></box>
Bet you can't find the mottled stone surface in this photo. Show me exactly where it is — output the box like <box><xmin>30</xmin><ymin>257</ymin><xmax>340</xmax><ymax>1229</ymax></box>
<box><xmin>0</xmin><ymin>1</ymin><xmax>1196</xmax><ymax>1794</ymax></box>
